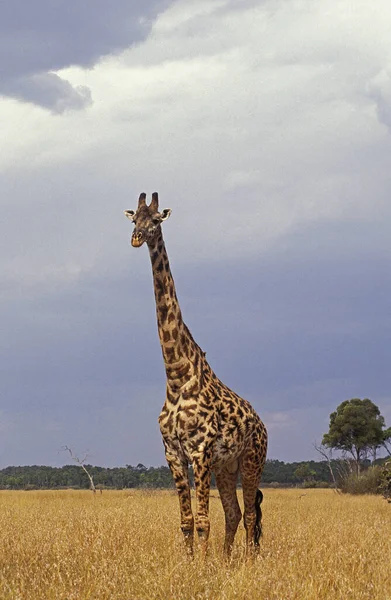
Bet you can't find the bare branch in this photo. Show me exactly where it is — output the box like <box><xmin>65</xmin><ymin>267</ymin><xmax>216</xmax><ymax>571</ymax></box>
<box><xmin>383</xmin><ymin>440</ymin><xmax>391</xmax><ymax>457</ymax></box>
<box><xmin>313</xmin><ymin>442</ymin><xmax>341</xmax><ymax>494</ymax></box>
<box><xmin>61</xmin><ymin>446</ymin><xmax>96</xmax><ymax>493</ymax></box>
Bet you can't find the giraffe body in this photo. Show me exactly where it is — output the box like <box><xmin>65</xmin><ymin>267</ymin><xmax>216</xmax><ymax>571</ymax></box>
<box><xmin>125</xmin><ymin>193</ymin><xmax>267</xmax><ymax>557</ymax></box>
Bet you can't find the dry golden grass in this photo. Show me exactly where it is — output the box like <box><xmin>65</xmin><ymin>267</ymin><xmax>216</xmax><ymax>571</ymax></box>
<box><xmin>0</xmin><ymin>488</ymin><xmax>390</xmax><ymax>600</ymax></box>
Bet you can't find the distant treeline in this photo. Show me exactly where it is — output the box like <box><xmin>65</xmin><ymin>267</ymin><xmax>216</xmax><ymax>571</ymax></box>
<box><xmin>0</xmin><ymin>459</ymin><xmax>387</xmax><ymax>491</ymax></box>
<box><xmin>0</xmin><ymin>460</ymin><xmax>341</xmax><ymax>490</ymax></box>
<box><xmin>0</xmin><ymin>464</ymin><xmax>173</xmax><ymax>491</ymax></box>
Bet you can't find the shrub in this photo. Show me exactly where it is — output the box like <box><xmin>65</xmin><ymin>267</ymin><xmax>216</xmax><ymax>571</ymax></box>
<box><xmin>378</xmin><ymin>461</ymin><xmax>391</xmax><ymax>502</ymax></box>
<box><xmin>300</xmin><ymin>480</ymin><xmax>330</xmax><ymax>489</ymax></box>
<box><xmin>302</xmin><ymin>480</ymin><xmax>316</xmax><ymax>489</ymax></box>
<box><xmin>314</xmin><ymin>481</ymin><xmax>331</xmax><ymax>489</ymax></box>
<box><xmin>340</xmin><ymin>466</ymin><xmax>383</xmax><ymax>495</ymax></box>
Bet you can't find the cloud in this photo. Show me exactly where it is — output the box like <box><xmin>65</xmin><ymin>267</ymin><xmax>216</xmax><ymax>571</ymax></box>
<box><xmin>367</xmin><ymin>69</ymin><xmax>391</xmax><ymax>131</ymax></box>
<box><xmin>0</xmin><ymin>0</ymin><xmax>171</xmax><ymax>111</ymax></box>
<box><xmin>1</xmin><ymin>0</ymin><xmax>391</xmax><ymax>466</ymax></box>
<box><xmin>2</xmin><ymin>73</ymin><xmax>92</xmax><ymax>114</ymax></box>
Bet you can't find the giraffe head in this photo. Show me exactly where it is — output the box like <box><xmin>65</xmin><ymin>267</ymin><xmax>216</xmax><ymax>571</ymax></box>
<box><xmin>124</xmin><ymin>192</ymin><xmax>171</xmax><ymax>248</ymax></box>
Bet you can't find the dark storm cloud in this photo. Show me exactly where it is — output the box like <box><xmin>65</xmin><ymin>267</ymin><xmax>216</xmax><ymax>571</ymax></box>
<box><xmin>0</xmin><ymin>0</ymin><xmax>171</xmax><ymax>112</ymax></box>
<box><xmin>1</xmin><ymin>72</ymin><xmax>93</xmax><ymax>112</ymax></box>
<box><xmin>1</xmin><ymin>213</ymin><xmax>390</xmax><ymax>465</ymax></box>
<box><xmin>177</xmin><ymin>222</ymin><xmax>391</xmax><ymax>407</ymax></box>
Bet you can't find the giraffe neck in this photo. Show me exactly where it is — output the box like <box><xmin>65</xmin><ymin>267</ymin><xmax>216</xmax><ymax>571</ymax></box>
<box><xmin>148</xmin><ymin>231</ymin><xmax>203</xmax><ymax>387</ymax></box>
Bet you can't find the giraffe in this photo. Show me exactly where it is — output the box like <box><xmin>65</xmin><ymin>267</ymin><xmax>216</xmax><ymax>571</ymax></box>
<box><xmin>124</xmin><ymin>192</ymin><xmax>267</xmax><ymax>557</ymax></box>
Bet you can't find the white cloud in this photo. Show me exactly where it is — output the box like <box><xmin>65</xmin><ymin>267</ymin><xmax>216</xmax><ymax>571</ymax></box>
<box><xmin>0</xmin><ymin>0</ymin><xmax>390</xmax><ymax>313</ymax></box>
<box><xmin>0</xmin><ymin>0</ymin><xmax>389</xmax><ymax>290</ymax></box>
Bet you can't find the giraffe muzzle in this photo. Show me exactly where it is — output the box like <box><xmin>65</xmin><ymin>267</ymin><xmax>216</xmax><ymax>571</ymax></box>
<box><xmin>131</xmin><ymin>232</ymin><xmax>144</xmax><ymax>247</ymax></box>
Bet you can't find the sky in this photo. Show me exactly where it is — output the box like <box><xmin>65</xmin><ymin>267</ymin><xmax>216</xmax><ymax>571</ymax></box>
<box><xmin>1</xmin><ymin>0</ymin><xmax>391</xmax><ymax>468</ymax></box>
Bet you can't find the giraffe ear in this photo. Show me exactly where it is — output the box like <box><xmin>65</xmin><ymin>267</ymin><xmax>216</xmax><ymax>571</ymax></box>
<box><xmin>124</xmin><ymin>210</ymin><xmax>136</xmax><ymax>221</ymax></box>
<box><xmin>160</xmin><ymin>208</ymin><xmax>172</xmax><ymax>221</ymax></box>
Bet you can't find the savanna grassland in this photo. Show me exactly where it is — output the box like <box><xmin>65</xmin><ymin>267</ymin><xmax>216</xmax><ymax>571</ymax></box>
<box><xmin>0</xmin><ymin>489</ymin><xmax>390</xmax><ymax>600</ymax></box>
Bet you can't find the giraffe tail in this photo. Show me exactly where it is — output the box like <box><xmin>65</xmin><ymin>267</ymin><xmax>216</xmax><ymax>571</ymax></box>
<box><xmin>254</xmin><ymin>489</ymin><xmax>263</xmax><ymax>547</ymax></box>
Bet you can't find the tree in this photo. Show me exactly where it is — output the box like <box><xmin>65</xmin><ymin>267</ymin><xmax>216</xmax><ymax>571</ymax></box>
<box><xmin>294</xmin><ymin>463</ymin><xmax>316</xmax><ymax>483</ymax></box>
<box><xmin>322</xmin><ymin>399</ymin><xmax>387</xmax><ymax>475</ymax></box>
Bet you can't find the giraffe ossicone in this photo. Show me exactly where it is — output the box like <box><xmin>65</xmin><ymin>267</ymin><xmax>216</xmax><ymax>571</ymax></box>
<box><xmin>124</xmin><ymin>192</ymin><xmax>268</xmax><ymax>557</ymax></box>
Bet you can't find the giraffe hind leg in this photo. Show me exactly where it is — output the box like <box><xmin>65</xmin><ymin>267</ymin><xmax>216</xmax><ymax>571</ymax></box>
<box><xmin>215</xmin><ymin>462</ymin><xmax>242</xmax><ymax>556</ymax></box>
<box><xmin>240</xmin><ymin>436</ymin><xmax>266</xmax><ymax>555</ymax></box>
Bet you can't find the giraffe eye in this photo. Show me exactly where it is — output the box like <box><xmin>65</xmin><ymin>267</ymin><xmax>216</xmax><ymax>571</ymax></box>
<box><xmin>152</xmin><ymin>218</ymin><xmax>161</xmax><ymax>225</ymax></box>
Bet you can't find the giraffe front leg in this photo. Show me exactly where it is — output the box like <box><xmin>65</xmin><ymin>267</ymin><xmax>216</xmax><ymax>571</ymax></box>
<box><xmin>164</xmin><ymin>444</ymin><xmax>194</xmax><ymax>556</ymax></box>
<box><xmin>192</xmin><ymin>453</ymin><xmax>212</xmax><ymax>559</ymax></box>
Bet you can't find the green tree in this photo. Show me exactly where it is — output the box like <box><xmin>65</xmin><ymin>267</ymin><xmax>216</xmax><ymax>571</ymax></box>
<box><xmin>322</xmin><ymin>399</ymin><xmax>387</xmax><ymax>475</ymax></box>
<box><xmin>294</xmin><ymin>463</ymin><xmax>316</xmax><ymax>483</ymax></box>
